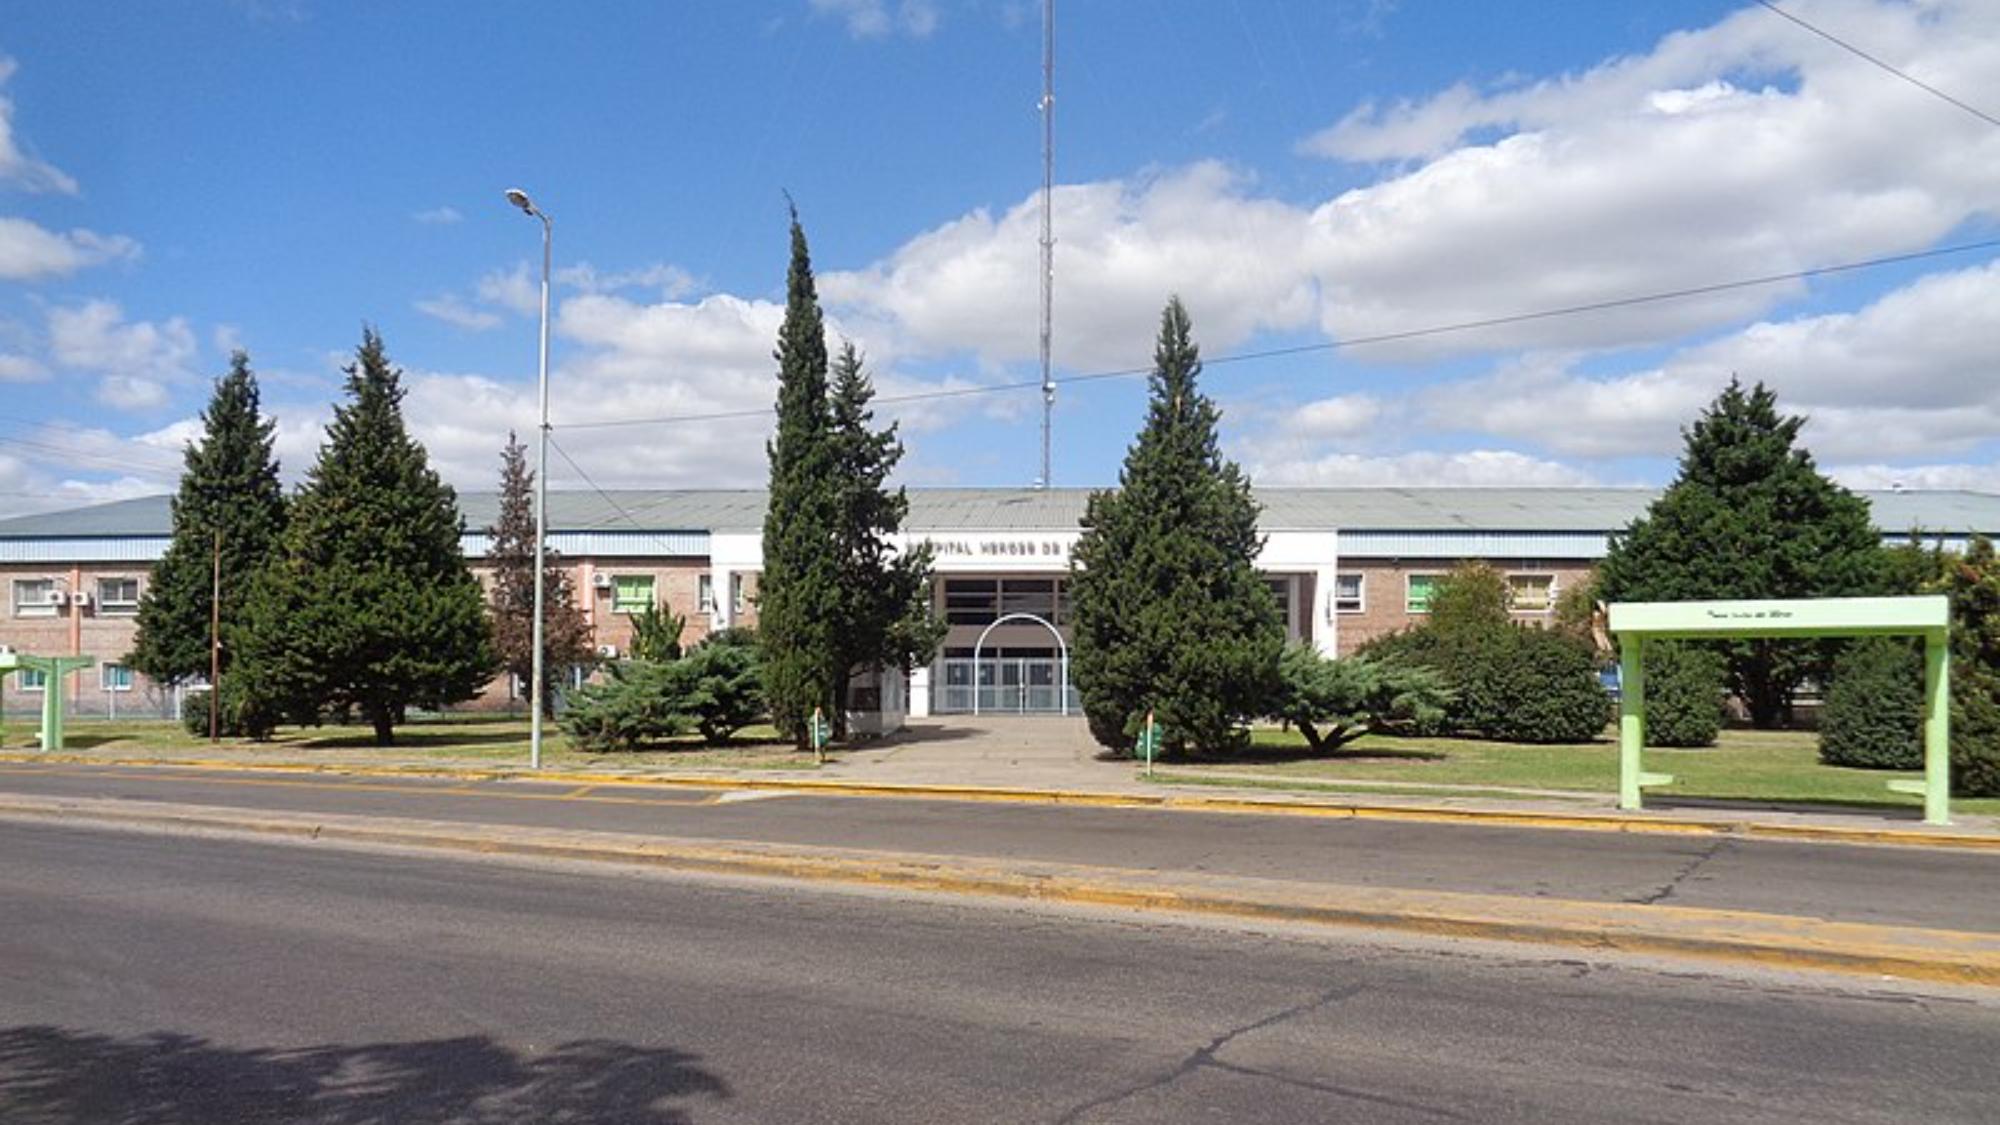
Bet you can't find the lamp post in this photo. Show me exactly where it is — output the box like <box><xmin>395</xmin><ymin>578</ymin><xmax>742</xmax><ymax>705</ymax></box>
<box><xmin>505</xmin><ymin>187</ymin><xmax>552</xmax><ymax>770</ymax></box>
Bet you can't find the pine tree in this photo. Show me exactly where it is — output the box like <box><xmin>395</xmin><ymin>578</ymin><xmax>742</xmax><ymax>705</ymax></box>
<box><xmin>825</xmin><ymin>342</ymin><xmax>942</xmax><ymax>737</ymax></box>
<box><xmin>1599</xmin><ymin>379</ymin><xmax>1879</xmax><ymax>726</ymax></box>
<box><xmin>232</xmin><ymin>329</ymin><xmax>496</xmax><ymax>745</ymax></box>
<box><xmin>127</xmin><ymin>352</ymin><xmax>287</xmax><ymax>686</ymax></box>
<box><xmin>758</xmin><ymin>210</ymin><xmax>845</xmax><ymax>747</ymax></box>
<box><xmin>485</xmin><ymin>432</ymin><xmax>593</xmax><ymax>717</ymax></box>
<box><xmin>1068</xmin><ymin>297</ymin><xmax>1284</xmax><ymax>755</ymax></box>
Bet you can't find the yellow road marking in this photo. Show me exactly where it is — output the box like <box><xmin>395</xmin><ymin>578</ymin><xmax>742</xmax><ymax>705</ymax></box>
<box><xmin>0</xmin><ymin>764</ymin><xmax>706</xmax><ymax>809</ymax></box>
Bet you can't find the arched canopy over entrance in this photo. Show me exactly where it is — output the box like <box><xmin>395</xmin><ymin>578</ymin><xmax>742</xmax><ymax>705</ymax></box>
<box><xmin>1608</xmin><ymin>596</ymin><xmax>1952</xmax><ymax>824</ymax></box>
<box><xmin>971</xmin><ymin>612</ymin><xmax>1069</xmax><ymax>716</ymax></box>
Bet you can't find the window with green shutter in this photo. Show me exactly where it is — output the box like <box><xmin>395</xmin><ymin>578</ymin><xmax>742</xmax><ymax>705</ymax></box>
<box><xmin>612</xmin><ymin>575</ymin><xmax>655</xmax><ymax>615</ymax></box>
<box><xmin>1406</xmin><ymin>574</ymin><xmax>1438</xmax><ymax>614</ymax></box>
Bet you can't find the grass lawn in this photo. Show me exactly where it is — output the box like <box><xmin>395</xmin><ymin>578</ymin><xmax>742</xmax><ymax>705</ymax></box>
<box><xmin>1152</xmin><ymin>726</ymin><xmax>2000</xmax><ymax>816</ymax></box>
<box><xmin>0</xmin><ymin>712</ymin><xmax>822</xmax><ymax>772</ymax></box>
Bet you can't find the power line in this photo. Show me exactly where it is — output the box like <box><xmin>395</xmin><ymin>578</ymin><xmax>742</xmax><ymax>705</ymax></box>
<box><xmin>544</xmin><ymin>432</ymin><xmax>713</xmax><ymax>552</ymax></box>
<box><xmin>553</xmin><ymin>235</ymin><xmax>2000</xmax><ymax>433</ymax></box>
<box><xmin>1752</xmin><ymin>0</ymin><xmax>2000</xmax><ymax>128</ymax></box>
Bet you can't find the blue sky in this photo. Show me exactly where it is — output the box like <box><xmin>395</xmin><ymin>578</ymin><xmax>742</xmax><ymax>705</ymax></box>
<box><xmin>0</xmin><ymin>0</ymin><xmax>1995</xmax><ymax>515</ymax></box>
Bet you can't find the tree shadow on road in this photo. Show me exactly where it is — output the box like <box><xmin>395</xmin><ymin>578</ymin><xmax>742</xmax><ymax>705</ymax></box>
<box><xmin>0</xmin><ymin>1026</ymin><xmax>729</xmax><ymax>1124</ymax></box>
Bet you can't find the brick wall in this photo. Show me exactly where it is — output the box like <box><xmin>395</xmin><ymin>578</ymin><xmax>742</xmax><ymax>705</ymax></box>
<box><xmin>1331</xmin><ymin>558</ymin><xmax>1597</xmax><ymax>655</ymax></box>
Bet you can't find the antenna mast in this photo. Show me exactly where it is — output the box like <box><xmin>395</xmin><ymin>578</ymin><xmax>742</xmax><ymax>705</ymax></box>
<box><xmin>1037</xmin><ymin>0</ymin><xmax>1055</xmax><ymax>488</ymax></box>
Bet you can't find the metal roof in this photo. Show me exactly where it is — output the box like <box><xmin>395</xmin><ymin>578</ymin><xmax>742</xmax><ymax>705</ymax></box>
<box><xmin>1</xmin><ymin>487</ymin><xmax>1995</xmax><ymax>541</ymax></box>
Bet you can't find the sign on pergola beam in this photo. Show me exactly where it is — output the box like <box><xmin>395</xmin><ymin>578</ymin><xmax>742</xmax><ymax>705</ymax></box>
<box><xmin>1607</xmin><ymin>596</ymin><xmax>1952</xmax><ymax>825</ymax></box>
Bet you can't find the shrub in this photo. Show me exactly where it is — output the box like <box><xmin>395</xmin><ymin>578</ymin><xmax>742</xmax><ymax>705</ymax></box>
<box><xmin>1478</xmin><ymin>626</ymin><xmax>1611</xmax><ymax>743</ymax></box>
<box><xmin>1817</xmin><ymin>638</ymin><xmax>1923</xmax><ymax>769</ymax></box>
<box><xmin>1953</xmin><ymin>673</ymin><xmax>2000</xmax><ymax>797</ymax></box>
<box><xmin>700</xmin><ymin>625</ymin><xmax>759</xmax><ymax>651</ymax></box>
<box><xmin>1268</xmin><ymin>645</ymin><xmax>1451</xmax><ymax>752</ymax></box>
<box><xmin>1644</xmin><ymin>639</ymin><xmax>1725</xmax><ymax>748</ymax></box>
<box><xmin>1361</xmin><ymin>624</ymin><xmax>1608</xmax><ymax>743</ymax></box>
<box><xmin>559</xmin><ymin>661</ymin><xmax>689</xmax><ymax>752</ymax></box>
<box><xmin>181</xmin><ymin>678</ymin><xmax>279</xmax><ymax>741</ymax></box>
<box><xmin>675</xmin><ymin>641</ymin><xmax>765</xmax><ymax>745</ymax></box>
<box><xmin>628</xmin><ymin>602</ymin><xmax>685</xmax><ymax>663</ymax></box>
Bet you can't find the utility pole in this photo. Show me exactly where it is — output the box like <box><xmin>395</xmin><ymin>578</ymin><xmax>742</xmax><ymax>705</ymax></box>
<box><xmin>505</xmin><ymin>187</ymin><xmax>553</xmax><ymax>771</ymax></box>
<box><xmin>1037</xmin><ymin>0</ymin><xmax>1056</xmax><ymax>488</ymax></box>
<box><xmin>209</xmin><ymin>528</ymin><xmax>221</xmax><ymax>743</ymax></box>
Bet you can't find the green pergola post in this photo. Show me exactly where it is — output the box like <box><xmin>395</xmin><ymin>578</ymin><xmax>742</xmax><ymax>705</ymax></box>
<box><xmin>1608</xmin><ymin>596</ymin><xmax>1951</xmax><ymax>825</ymax></box>
<box><xmin>12</xmin><ymin>654</ymin><xmax>96</xmax><ymax>753</ymax></box>
<box><xmin>1923</xmin><ymin>631</ymin><xmax>1950</xmax><ymax>827</ymax></box>
<box><xmin>1618</xmin><ymin>636</ymin><xmax>1645</xmax><ymax>811</ymax></box>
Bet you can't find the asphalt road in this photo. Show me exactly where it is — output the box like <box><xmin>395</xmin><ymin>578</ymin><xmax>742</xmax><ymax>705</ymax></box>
<box><xmin>1</xmin><ymin>821</ymin><xmax>1994</xmax><ymax>1124</ymax></box>
<box><xmin>0</xmin><ymin>762</ymin><xmax>1995</xmax><ymax>932</ymax></box>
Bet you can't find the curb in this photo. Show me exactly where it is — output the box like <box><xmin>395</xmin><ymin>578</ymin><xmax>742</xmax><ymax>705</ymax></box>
<box><xmin>2</xmin><ymin>793</ymin><xmax>1996</xmax><ymax>989</ymax></box>
<box><xmin>2</xmin><ymin>751</ymin><xmax>1996</xmax><ymax>852</ymax></box>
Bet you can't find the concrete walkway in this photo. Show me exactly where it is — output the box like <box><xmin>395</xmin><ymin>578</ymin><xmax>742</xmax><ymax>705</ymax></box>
<box><xmin>828</xmin><ymin>716</ymin><xmax>1121</xmax><ymax>788</ymax></box>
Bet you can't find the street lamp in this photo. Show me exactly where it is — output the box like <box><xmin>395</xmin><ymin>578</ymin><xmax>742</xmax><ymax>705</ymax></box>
<box><xmin>505</xmin><ymin>187</ymin><xmax>552</xmax><ymax>770</ymax></box>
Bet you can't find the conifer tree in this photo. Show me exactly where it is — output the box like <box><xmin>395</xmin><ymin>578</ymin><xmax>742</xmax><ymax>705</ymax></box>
<box><xmin>758</xmin><ymin>210</ymin><xmax>845</xmax><ymax>747</ymax></box>
<box><xmin>1068</xmin><ymin>297</ymin><xmax>1283</xmax><ymax>755</ymax></box>
<box><xmin>128</xmin><ymin>352</ymin><xmax>287</xmax><ymax>685</ymax></box>
<box><xmin>1599</xmin><ymin>379</ymin><xmax>1879</xmax><ymax>726</ymax></box>
<box><xmin>485</xmin><ymin>432</ymin><xmax>593</xmax><ymax>716</ymax></box>
<box><xmin>232</xmin><ymin>329</ymin><xmax>496</xmax><ymax>745</ymax></box>
<box><xmin>825</xmin><ymin>342</ymin><xmax>942</xmax><ymax>737</ymax></box>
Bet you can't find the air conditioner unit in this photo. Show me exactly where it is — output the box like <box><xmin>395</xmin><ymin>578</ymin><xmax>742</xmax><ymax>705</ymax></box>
<box><xmin>595</xmin><ymin>644</ymin><xmax>619</xmax><ymax>659</ymax></box>
<box><xmin>72</xmin><ymin>591</ymin><xmax>92</xmax><ymax>609</ymax></box>
<box><xmin>45</xmin><ymin>591</ymin><xmax>67</xmax><ymax>607</ymax></box>
<box><xmin>591</xmin><ymin>573</ymin><xmax>614</xmax><ymax>591</ymax></box>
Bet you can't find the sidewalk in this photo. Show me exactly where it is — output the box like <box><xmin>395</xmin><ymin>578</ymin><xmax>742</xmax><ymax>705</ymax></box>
<box><xmin>4</xmin><ymin>716</ymin><xmax>1996</xmax><ymax>847</ymax></box>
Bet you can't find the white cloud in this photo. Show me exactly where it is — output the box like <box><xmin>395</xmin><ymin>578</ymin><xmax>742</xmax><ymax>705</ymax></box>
<box><xmin>1828</xmin><ymin>463</ymin><xmax>2000</xmax><ymax>493</ymax></box>
<box><xmin>1280</xmin><ymin>393</ymin><xmax>1382</xmax><ymax>441</ymax></box>
<box><xmin>809</xmin><ymin>0</ymin><xmax>939</xmax><ymax>39</ymax></box>
<box><xmin>414</xmin><ymin>294</ymin><xmax>503</xmax><ymax>332</ymax></box>
<box><xmin>1248</xmin><ymin>448</ymin><xmax>1598</xmax><ymax>488</ymax></box>
<box><xmin>412</xmin><ymin>205</ymin><xmax>463</xmax><ymax>224</ymax></box>
<box><xmin>555</xmin><ymin>261</ymin><xmax>701</xmax><ymax>300</ymax></box>
<box><xmin>47</xmin><ymin>301</ymin><xmax>198</xmax><ymax>408</ymax></box>
<box><xmin>1293</xmin><ymin>0</ymin><xmax>2000</xmax><ymax>355</ymax></box>
<box><xmin>822</xmin><ymin>3</ymin><xmax>2000</xmax><ymax>374</ymax></box>
<box><xmin>0</xmin><ymin>218</ymin><xmax>140</xmax><ymax>280</ymax></box>
<box><xmin>475</xmin><ymin>261</ymin><xmax>541</xmax><ymax>316</ymax></box>
<box><xmin>0</xmin><ymin>57</ymin><xmax>77</xmax><ymax>194</ymax></box>
<box><xmin>95</xmin><ymin>375</ymin><xmax>170</xmax><ymax>411</ymax></box>
<box><xmin>0</xmin><ymin>352</ymin><xmax>44</xmax><ymax>381</ymax></box>
<box><xmin>1423</xmin><ymin>260</ymin><xmax>2000</xmax><ymax>461</ymax></box>
<box><xmin>824</xmin><ymin>162</ymin><xmax>1320</xmax><ymax>372</ymax></box>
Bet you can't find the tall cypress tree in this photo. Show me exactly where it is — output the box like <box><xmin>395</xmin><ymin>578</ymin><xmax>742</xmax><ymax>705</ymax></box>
<box><xmin>233</xmin><ymin>329</ymin><xmax>496</xmax><ymax>745</ymax></box>
<box><xmin>486</xmin><ymin>432</ymin><xmax>593</xmax><ymax>716</ymax></box>
<box><xmin>1068</xmin><ymin>297</ymin><xmax>1283</xmax><ymax>755</ymax></box>
<box><xmin>825</xmin><ymin>342</ymin><xmax>942</xmax><ymax>736</ymax></box>
<box><xmin>759</xmin><ymin>210</ymin><xmax>844</xmax><ymax>746</ymax></box>
<box><xmin>1599</xmin><ymin>379</ymin><xmax>1879</xmax><ymax>726</ymax></box>
<box><xmin>128</xmin><ymin>352</ymin><xmax>287</xmax><ymax>685</ymax></box>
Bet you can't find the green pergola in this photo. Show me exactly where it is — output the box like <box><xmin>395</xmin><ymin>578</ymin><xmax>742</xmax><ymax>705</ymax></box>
<box><xmin>0</xmin><ymin>650</ymin><xmax>97</xmax><ymax>753</ymax></box>
<box><xmin>1607</xmin><ymin>596</ymin><xmax>1952</xmax><ymax>825</ymax></box>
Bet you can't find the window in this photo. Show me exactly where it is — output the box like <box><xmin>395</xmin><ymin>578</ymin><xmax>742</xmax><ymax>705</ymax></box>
<box><xmin>1509</xmin><ymin>574</ymin><xmax>1555</xmax><ymax>612</ymax></box>
<box><xmin>730</xmin><ymin>573</ymin><xmax>746</xmax><ymax>614</ymax></box>
<box><xmin>1406</xmin><ymin>574</ymin><xmax>1439</xmax><ymax>614</ymax></box>
<box><xmin>944</xmin><ymin>579</ymin><xmax>999</xmax><ymax>626</ymax></box>
<box><xmin>1264</xmin><ymin>578</ymin><xmax>1294</xmax><ymax>635</ymax></box>
<box><xmin>697</xmin><ymin>574</ymin><xmax>716</xmax><ymax>614</ymax></box>
<box><xmin>998</xmin><ymin>578</ymin><xmax>1057</xmax><ymax>620</ymax></box>
<box><xmin>101</xmin><ymin>663</ymin><xmax>134</xmax><ymax>692</ymax></box>
<box><xmin>1334</xmin><ymin>573</ymin><xmax>1364</xmax><ymax>614</ymax></box>
<box><xmin>611</xmin><ymin>575</ymin><xmax>654</xmax><ymax>615</ymax></box>
<box><xmin>13</xmin><ymin>579</ymin><xmax>56</xmax><ymax>619</ymax></box>
<box><xmin>16</xmin><ymin>668</ymin><xmax>45</xmax><ymax>691</ymax></box>
<box><xmin>97</xmin><ymin>577</ymin><xmax>141</xmax><ymax>615</ymax></box>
